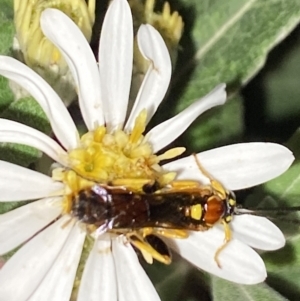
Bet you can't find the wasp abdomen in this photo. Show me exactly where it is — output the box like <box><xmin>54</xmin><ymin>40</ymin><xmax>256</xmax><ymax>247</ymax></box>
<box><xmin>71</xmin><ymin>186</ymin><xmax>151</xmax><ymax>229</ymax></box>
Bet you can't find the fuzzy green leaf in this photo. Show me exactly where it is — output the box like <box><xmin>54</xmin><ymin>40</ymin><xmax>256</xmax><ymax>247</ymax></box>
<box><xmin>212</xmin><ymin>276</ymin><xmax>288</xmax><ymax>301</ymax></box>
<box><xmin>175</xmin><ymin>0</ymin><xmax>300</xmax><ymax>104</ymax></box>
<box><xmin>166</xmin><ymin>0</ymin><xmax>300</xmax><ymax>150</ymax></box>
<box><xmin>264</xmin><ymin>40</ymin><xmax>300</xmax><ymax>125</ymax></box>
<box><xmin>0</xmin><ymin>0</ymin><xmax>52</xmax><ymax>167</ymax></box>
<box><xmin>241</xmin><ymin>129</ymin><xmax>300</xmax><ymax>301</ymax></box>
<box><xmin>263</xmin><ymin>233</ymin><xmax>300</xmax><ymax>301</ymax></box>
<box><xmin>0</xmin><ymin>97</ymin><xmax>51</xmax><ymax>165</ymax></box>
<box><xmin>0</xmin><ymin>0</ymin><xmax>14</xmax><ymax>112</ymax></box>
<box><xmin>0</xmin><ymin>0</ymin><xmax>14</xmax><ymax>55</ymax></box>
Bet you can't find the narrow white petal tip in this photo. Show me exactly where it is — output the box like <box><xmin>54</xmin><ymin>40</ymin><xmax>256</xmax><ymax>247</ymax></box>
<box><xmin>205</xmin><ymin>83</ymin><xmax>227</xmax><ymax>105</ymax></box>
<box><xmin>0</xmin><ymin>119</ymin><xmax>68</xmax><ymax>165</ymax></box>
<box><xmin>0</xmin><ymin>216</ymin><xmax>74</xmax><ymax>301</ymax></box>
<box><xmin>0</xmin><ymin>160</ymin><xmax>64</xmax><ymax>202</ymax></box>
<box><xmin>231</xmin><ymin>215</ymin><xmax>285</xmax><ymax>251</ymax></box>
<box><xmin>0</xmin><ymin>55</ymin><xmax>78</xmax><ymax>150</ymax></box>
<box><xmin>126</xmin><ymin>23</ymin><xmax>171</xmax><ymax>130</ymax></box>
<box><xmin>113</xmin><ymin>238</ymin><xmax>161</xmax><ymax>301</ymax></box>
<box><xmin>0</xmin><ymin>198</ymin><xmax>63</xmax><ymax>255</ymax></box>
<box><xmin>41</xmin><ymin>8</ymin><xmax>104</xmax><ymax>131</ymax></box>
<box><xmin>147</xmin><ymin>83</ymin><xmax>227</xmax><ymax>153</ymax></box>
<box><xmin>164</xmin><ymin>142</ymin><xmax>295</xmax><ymax>191</ymax></box>
<box><xmin>78</xmin><ymin>235</ymin><xmax>117</xmax><ymax>301</ymax></box>
<box><xmin>167</xmin><ymin>228</ymin><xmax>267</xmax><ymax>285</ymax></box>
<box><xmin>99</xmin><ymin>0</ymin><xmax>133</xmax><ymax>130</ymax></box>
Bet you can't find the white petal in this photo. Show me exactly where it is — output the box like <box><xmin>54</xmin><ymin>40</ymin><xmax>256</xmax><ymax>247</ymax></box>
<box><xmin>28</xmin><ymin>222</ymin><xmax>86</xmax><ymax>301</ymax></box>
<box><xmin>230</xmin><ymin>215</ymin><xmax>285</xmax><ymax>250</ymax></box>
<box><xmin>0</xmin><ymin>197</ymin><xmax>63</xmax><ymax>255</ymax></box>
<box><xmin>163</xmin><ymin>143</ymin><xmax>294</xmax><ymax>190</ymax></box>
<box><xmin>0</xmin><ymin>160</ymin><xmax>64</xmax><ymax>201</ymax></box>
<box><xmin>147</xmin><ymin>84</ymin><xmax>226</xmax><ymax>153</ymax></box>
<box><xmin>99</xmin><ymin>0</ymin><xmax>133</xmax><ymax>131</ymax></box>
<box><xmin>78</xmin><ymin>234</ymin><xmax>117</xmax><ymax>301</ymax></box>
<box><xmin>0</xmin><ymin>119</ymin><xmax>68</xmax><ymax>165</ymax></box>
<box><xmin>0</xmin><ymin>56</ymin><xmax>78</xmax><ymax>150</ymax></box>
<box><xmin>0</xmin><ymin>216</ymin><xmax>75</xmax><ymax>301</ymax></box>
<box><xmin>125</xmin><ymin>24</ymin><xmax>171</xmax><ymax>131</ymax></box>
<box><xmin>112</xmin><ymin>237</ymin><xmax>161</xmax><ymax>301</ymax></box>
<box><xmin>166</xmin><ymin>228</ymin><xmax>266</xmax><ymax>284</ymax></box>
<box><xmin>41</xmin><ymin>9</ymin><xmax>104</xmax><ymax>130</ymax></box>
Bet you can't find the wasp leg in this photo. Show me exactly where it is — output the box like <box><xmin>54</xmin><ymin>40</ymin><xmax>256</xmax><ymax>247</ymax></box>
<box><xmin>111</xmin><ymin>178</ymin><xmax>153</xmax><ymax>192</ymax></box>
<box><xmin>151</xmin><ymin>228</ymin><xmax>189</xmax><ymax>239</ymax></box>
<box><xmin>61</xmin><ymin>215</ymin><xmax>74</xmax><ymax>229</ymax></box>
<box><xmin>170</xmin><ymin>180</ymin><xmax>201</xmax><ymax>190</ymax></box>
<box><xmin>127</xmin><ymin>231</ymin><xmax>172</xmax><ymax>265</ymax></box>
<box><xmin>191</xmin><ymin>224</ymin><xmax>210</xmax><ymax>231</ymax></box>
<box><xmin>145</xmin><ymin>235</ymin><xmax>172</xmax><ymax>263</ymax></box>
<box><xmin>133</xmin><ymin>226</ymin><xmax>188</xmax><ymax>240</ymax></box>
<box><xmin>163</xmin><ymin>180</ymin><xmax>212</xmax><ymax>198</ymax></box>
<box><xmin>214</xmin><ymin>220</ymin><xmax>232</xmax><ymax>268</ymax></box>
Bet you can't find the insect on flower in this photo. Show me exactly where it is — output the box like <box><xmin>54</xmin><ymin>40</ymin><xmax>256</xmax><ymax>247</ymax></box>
<box><xmin>70</xmin><ymin>155</ymin><xmax>237</xmax><ymax>267</ymax></box>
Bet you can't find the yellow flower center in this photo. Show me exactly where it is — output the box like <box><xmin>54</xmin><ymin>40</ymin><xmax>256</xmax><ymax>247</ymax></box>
<box><xmin>66</xmin><ymin>110</ymin><xmax>185</xmax><ymax>191</ymax></box>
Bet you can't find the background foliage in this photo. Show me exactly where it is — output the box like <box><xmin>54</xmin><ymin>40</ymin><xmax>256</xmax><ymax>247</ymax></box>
<box><xmin>1</xmin><ymin>0</ymin><xmax>300</xmax><ymax>300</ymax></box>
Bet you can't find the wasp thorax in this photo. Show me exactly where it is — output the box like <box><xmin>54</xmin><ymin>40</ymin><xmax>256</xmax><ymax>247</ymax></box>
<box><xmin>204</xmin><ymin>196</ymin><xmax>226</xmax><ymax>225</ymax></box>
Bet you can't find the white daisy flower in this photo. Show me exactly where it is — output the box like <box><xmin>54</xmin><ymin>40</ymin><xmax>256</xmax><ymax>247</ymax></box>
<box><xmin>0</xmin><ymin>0</ymin><xmax>294</xmax><ymax>300</ymax></box>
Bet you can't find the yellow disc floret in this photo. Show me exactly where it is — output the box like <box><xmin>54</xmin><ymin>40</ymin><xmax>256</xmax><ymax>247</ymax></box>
<box><xmin>66</xmin><ymin>110</ymin><xmax>185</xmax><ymax>191</ymax></box>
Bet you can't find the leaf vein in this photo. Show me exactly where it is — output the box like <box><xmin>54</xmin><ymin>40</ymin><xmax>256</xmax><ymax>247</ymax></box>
<box><xmin>195</xmin><ymin>0</ymin><xmax>257</xmax><ymax>60</ymax></box>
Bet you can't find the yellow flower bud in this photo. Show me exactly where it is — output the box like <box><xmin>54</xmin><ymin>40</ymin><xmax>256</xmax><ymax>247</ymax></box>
<box><xmin>13</xmin><ymin>0</ymin><xmax>95</xmax><ymax>106</ymax></box>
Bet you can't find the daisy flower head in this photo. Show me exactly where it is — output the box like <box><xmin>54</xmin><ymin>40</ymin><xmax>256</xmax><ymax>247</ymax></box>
<box><xmin>0</xmin><ymin>0</ymin><xmax>295</xmax><ymax>300</ymax></box>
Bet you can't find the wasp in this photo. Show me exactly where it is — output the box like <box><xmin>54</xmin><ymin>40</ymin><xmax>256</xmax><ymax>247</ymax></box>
<box><xmin>71</xmin><ymin>155</ymin><xmax>236</xmax><ymax>267</ymax></box>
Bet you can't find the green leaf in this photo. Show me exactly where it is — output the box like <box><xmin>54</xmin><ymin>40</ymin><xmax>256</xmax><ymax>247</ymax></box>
<box><xmin>0</xmin><ymin>0</ymin><xmax>46</xmax><ymax>166</ymax></box>
<box><xmin>0</xmin><ymin>76</ymin><xmax>13</xmax><ymax>112</ymax></box>
<box><xmin>176</xmin><ymin>0</ymin><xmax>300</xmax><ymax>102</ymax></box>
<box><xmin>0</xmin><ymin>96</ymin><xmax>51</xmax><ymax>133</ymax></box>
<box><xmin>264</xmin><ymin>129</ymin><xmax>300</xmax><ymax>208</ymax></box>
<box><xmin>264</xmin><ymin>36</ymin><xmax>300</xmax><ymax>125</ymax></box>
<box><xmin>263</xmin><ymin>234</ymin><xmax>300</xmax><ymax>301</ymax></box>
<box><xmin>0</xmin><ymin>0</ymin><xmax>14</xmax><ymax>112</ymax></box>
<box><xmin>0</xmin><ymin>97</ymin><xmax>51</xmax><ymax>166</ymax></box>
<box><xmin>241</xmin><ymin>129</ymin><xmax>300</xmax><ymax>300</ymax></box>
<box><xmin>242</xmin><ymin>25</ymin><xmax>300</xmax><ymax>141</ymax></box>
<box><xmin>0</xmin><ymin>1</ymin><xmax>51</xmax><ymax>166</ymax></box>
<box><xmin>163</xmin><ymin>0</ymin><xmax>300</xmax><ymax>150</ymax></box>
<box><xmin>212</xmin><ymin>276</ymin><xmax>288</xmax><ymax>301</ymax></box>
<box><xmin>148</xmin><ymin>259</ymin><xmax>211</xmax><ymax>301</ymax></box>
<box><xmin>179</xmin><ymin>93</ymin><xmax>244</xmax><ymax>152</ymax></box>
<box><xmin>0</xmin><ymin>0</ymin><xmax>14</xmax><ymax>55</ymax></box>
<box><xmin>0</xmin><ymin>200</ymin><xmax>29</xmax><ymax>215</ymax></box>
<box><xmin>146</xmin><ymin>260</ymin><xmax>191</xmax><ymax>301</ymax></box>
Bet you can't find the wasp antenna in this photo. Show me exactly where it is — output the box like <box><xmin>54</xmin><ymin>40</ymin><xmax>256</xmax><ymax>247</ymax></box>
<box><xmin>234</xmin><ymin>207</ymin><xmax>256</xmax><ymax>215</ymax></box>
<box><xmin>192</xmin><ymin>154</ymin><xmax>214</xmax><ymax>181</ymax></box>
<box><xmin>241</xmin><ymin>206</ymin><xmax>300</xmax><ymax>213</ymax></box>
<box><xmin>235</xmin><ymin>205</ymin><xmax>300</xmax><ymax>226</ymax></box>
